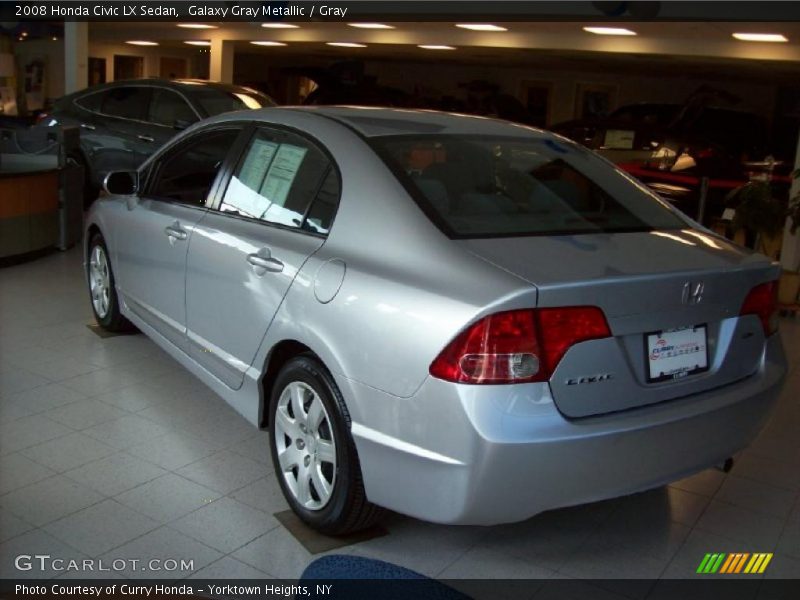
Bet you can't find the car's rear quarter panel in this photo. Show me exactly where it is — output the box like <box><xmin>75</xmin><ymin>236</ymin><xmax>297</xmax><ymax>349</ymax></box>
<box><xmin>251</xmin><ymin>114</ymin><xmax>537</xmax><ymax>404</ymax></box>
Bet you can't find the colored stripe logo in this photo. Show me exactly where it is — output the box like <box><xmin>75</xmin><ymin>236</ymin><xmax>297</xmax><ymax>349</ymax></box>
<box><xmin>697</xmin><ymin>553</ymin><xmax>773</xmax><ymax>574</ymax></box>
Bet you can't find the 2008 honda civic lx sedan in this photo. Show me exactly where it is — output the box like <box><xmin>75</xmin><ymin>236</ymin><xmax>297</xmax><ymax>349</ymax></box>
<box><xmin>85</xmin><ymin>106</ymin><xmax>787</xmax><ymax>534</ymax></box>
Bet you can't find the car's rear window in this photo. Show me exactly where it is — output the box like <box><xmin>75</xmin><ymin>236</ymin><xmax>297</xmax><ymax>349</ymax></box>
<box><xmin>373</xmin><ymin>134</ymin><xmax>687</xmax><ymax>238</ymax></box>
<box><xmin>192</xmin><ymin>88</ymin><xmax>275</xmax><ymax>116</ymax></box>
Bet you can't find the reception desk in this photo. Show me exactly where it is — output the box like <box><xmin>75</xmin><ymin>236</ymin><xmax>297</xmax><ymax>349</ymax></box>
<box><xmin>1</xmin><ymin>126</ymin><xmax>84</xmax><ymax>263</ymax></box>
<box><xmin>0</xmin><ymin>167</ymin><xmax>61</xmax><ymax>260</ymax></box>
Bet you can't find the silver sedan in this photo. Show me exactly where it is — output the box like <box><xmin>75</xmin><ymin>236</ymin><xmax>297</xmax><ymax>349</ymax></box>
<box><xmin>85</xmin><ymin>107</ymin><xmax>787</xmax><ymax>534</ymax></box>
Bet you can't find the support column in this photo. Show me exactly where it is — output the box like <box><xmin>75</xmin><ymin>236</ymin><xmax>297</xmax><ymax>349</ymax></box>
<box><xmin>209</xmin><ymin>39</ymin><xmax>234</xmax><ymax>83</ymax></box>
<box><xmin>64</xmin><ymin>22</ymin><xmax>88</xmax><ymax>93</ymax></box>
<box><xmin>780</xmin><ymin>133</ymin><xmax>800</xmax><ymax>273</ymax></box>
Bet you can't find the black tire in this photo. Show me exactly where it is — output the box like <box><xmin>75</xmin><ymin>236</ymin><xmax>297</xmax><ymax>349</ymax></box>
<box><xmin>269</xmin><ymin>355</ymin><xmax>385</xmax><ymax>535</ymax></box>
<box><xmin>87</xmin><ymin>233</ymin><xmax>133</xmax><ymax>332</ymax></box>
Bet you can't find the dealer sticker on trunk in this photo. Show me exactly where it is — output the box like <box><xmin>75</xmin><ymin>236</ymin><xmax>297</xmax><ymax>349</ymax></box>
<box><xmin>646</xmin><ymin>325</ymin><xmax>709</xmax><ymax>383</ymax></box>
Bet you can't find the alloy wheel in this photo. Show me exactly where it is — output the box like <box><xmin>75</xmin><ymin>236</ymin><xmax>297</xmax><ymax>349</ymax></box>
<box><xmin>273</xmin><ymin>381</ymin><xmax>337</xmax><ymax>510</ymax></box>
<box><xmin>89</xmin><ymin>245</ymin><xmax>111</xmax><ymax>318</ymax></box>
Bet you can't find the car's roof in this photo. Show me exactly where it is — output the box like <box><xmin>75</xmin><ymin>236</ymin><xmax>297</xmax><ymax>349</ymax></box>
<box><xmin>171</xmin><ymin>79</ymin><xmax>263</xmax><ymax>94</ymax></box>
<box><xmin>214</xmin><ymin>105</ymin><xmax>551</xmax><ymax>139</ymax></box>
<box><xmin>71</xmin><ymin>78</ymin><xmax>260</xmax><ymax>98</ymax></box>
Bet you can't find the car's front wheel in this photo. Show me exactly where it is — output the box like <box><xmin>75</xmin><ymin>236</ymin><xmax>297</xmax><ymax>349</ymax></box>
<box><xmin>87</xmin><ymin>234</ymin><xmax>132</xmax><ymax>332</ymax></box>
<box><xmin>269</xmin><ymin>355</ymin><xmax>384</xmax><ymax>535</ymax></box>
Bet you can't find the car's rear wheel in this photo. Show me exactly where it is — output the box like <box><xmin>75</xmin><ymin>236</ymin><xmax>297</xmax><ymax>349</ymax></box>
<box><xmin>269</xmin><ymin>355</ymin><xmax>384</xmax><ymax>535</ymax></box>
<box><xmin>87</xmin><ymin>234</ymin><xmax>132</xmax><ymax>332</ymax></box>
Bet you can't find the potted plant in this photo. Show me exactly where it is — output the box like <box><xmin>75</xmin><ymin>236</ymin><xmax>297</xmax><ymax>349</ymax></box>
<box><xmin>778</xmin><ymin>172</ymin><xmax>800</xmax><ymax>306</ymax></box>
<box><xmin>724</xmin><ymin>179</ymin><xmax>787</xmax><ymax>259</ymax></box>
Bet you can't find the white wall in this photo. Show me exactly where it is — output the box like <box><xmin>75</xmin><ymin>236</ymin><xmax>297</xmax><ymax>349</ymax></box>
<box><xmin>87</xmin><ymin>42</ymin><xmax>198</xmax><ymax>85</ymax></box>
<box><xmin>12</xmin><ymin>39</ymin><xmax>200</xmax><ymax>105</ymax></box>
<box><xmin>13</xmin><ymin>39</ymin><xmax>64</xmax><ymax>105</ymax></box>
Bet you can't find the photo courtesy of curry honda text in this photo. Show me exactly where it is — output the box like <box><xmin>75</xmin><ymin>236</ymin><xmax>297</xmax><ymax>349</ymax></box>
<box><xmin>85</xmin><ymin>106</ymin><xmax>787</xmax><ymax>535</ymax></box>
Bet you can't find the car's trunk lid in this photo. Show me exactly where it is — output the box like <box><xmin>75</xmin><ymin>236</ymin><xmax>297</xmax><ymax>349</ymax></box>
<box><xmin>459</xmin><ymin>229</ymin><xmax>778</xmax><ymax>418</ymax></box>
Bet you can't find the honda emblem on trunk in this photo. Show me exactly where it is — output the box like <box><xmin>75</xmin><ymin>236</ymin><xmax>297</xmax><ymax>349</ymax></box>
<box><xmin>682</xmin><ymin>282</ymin><xmax>705</xmax><ymax>305</ymax></box>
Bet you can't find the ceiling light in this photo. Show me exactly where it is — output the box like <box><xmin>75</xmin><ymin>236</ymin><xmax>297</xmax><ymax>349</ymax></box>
<box><xmin>348</xmin><ymin>23</ymin><xmax>395</xmax><ymax>29</ymax></box>
<box><xmin>177</xmin><ymin>23</ymin><xmax>218</xmax><ymax>29</ymax></box>
<box><xmin>250</xmin><ymin>41</ymin><xmax>288</xmax><ymax>47</ymax></box>
<box><xmin>583</xmin><ymin>27</ymin><xmax>637</xmax><ymax>36</ymax></box>
<box><xmin>455</xmin><ymin>24</ymin><xmax>508</xmax><ymax>32</ymax></box>
<box><xmin>732</xmin><ymin>32</ymin><xmax>788</xmax><ymax>42</ymax></box>
<box><xmin>184</xmin><ymin>41</ymin><xmax>211</xmax><ymax>46</ymax></box>
<box><xmin>126</xmin><ymin>40</ymin><xmax>159</xmax><ymax>46</ymax></box>
<box><xmin>261</xmin><ymin>23</ymin><xmax>300</xmax><ymax>29</ymax></box>
<box><xmin>326</xmin><ymin>42</ymin><xmax>367</xmax><ymax>48</ymax></box>
<box><xmin>418</xmin><ymin>45</ymin><xmax>456</xmax><ymax>50</ymax></box>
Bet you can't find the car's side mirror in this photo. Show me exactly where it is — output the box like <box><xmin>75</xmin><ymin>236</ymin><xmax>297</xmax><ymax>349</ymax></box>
<box><xmin>174</xmin><ymin>119</ymin><xmax>193</xmax><ymax>131</ymax></box>
<box><xmin>103</xmin><ymin>171</ymin><xmax>138</xmax><ymax>196</ymax></box>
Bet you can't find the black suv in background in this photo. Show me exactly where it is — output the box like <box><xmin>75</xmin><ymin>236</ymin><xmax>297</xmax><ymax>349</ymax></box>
<box><xmin>38</xmin><ymin>79</ymin><xmax>276</xmax><ymax>205</ymax></box>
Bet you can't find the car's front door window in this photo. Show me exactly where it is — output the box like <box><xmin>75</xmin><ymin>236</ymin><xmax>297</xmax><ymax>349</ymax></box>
<box><xmin>113</xmin><ymin>127</ymin><xmax>242</xmax><ymax>350</ymax></box>
<box><xmin>147</xmin><ymin>129</ymin><xmax>239</xmax><ymax>207</ymax></box>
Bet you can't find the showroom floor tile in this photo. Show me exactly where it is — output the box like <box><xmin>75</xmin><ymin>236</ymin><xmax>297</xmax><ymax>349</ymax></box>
<box><xmin>0</xmin><ymin>529</ymin><xmax>88</xmax><ymax>579</ymax></box>
<box><xmin>0</xmin><ymin>247</ymin><xmax>799</xmax><ymax>581</ymax></box>
<box><xmin>64</xmin><ymin>451</ymin><xmax>168</xmax><ymax>496</ymax></box>
<box><xmin>97</xmin><ymin>527</ymin><xmax>222</xmax><ymax>579</ymax></box>
<box><xmin>188</xmin><ymin>555</ymin><xmax>271</xmax><ymax>580</ymax></box>
<box><xmin>0</xmin><ymin>453</ymin><xmax>55</xmax><ymax>496</ymax></box>
<box><xmin>0</xmin><ymin>475</ymin><xmax>105</xmax><ymax>527</ymax></box>
<box><xmin>42</xmin><ymin>498</ymin><xmax>161</xmax><ymax>557</ymax></box>
<box><xmin>114</xmin><ymin>473</ymin><xmax>221</xmax><ymax>523</ymax></box>
<box><xmin>170</xmin><ymin>497</ymin><xmax>278</xmax><ymax>554</ymax></box>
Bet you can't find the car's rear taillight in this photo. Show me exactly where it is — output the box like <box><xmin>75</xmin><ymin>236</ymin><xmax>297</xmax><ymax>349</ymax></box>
<box><xmin>740</xmin><ymin>281</ymin><xmax>779</xmax><ymax>336</ymax></box>
<box><xmin>429</xmin><ymin>307</ymin><xmax>611</xmax><ymax>385</ymax></box>
<box><xmin>536</xmin><ymin>307</ymin><xmax>613</xmax><ymax>376</ymax></box>
<box><xmin>35</xmin><ymin>112</ymin><xmax>50</xmax><ymax>125</ymax></box>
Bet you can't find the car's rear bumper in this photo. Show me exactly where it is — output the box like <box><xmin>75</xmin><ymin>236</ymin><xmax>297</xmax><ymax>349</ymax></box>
<box><xmin>350</xmin><ymin>335</ymin><xmax>786</xmax><ymax>525</ymax></box>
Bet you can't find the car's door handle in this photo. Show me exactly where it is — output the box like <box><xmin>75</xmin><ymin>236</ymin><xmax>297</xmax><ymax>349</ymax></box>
<box><xmin>137</xmin><ymin>135</ymin><xmax>155</xmax><ymax>142</ymax></box>
<box><xmin>247</xmin><ymin>251</ymin><xmax>283</xmax><ymax>273</ymax></box>
<box><xmin>80</xmin><ymin>123</ymin><xmax>96</xmax><ymax>131</ymax></box>
<box><xmin>164</xmin><ymin>224</ymin><xmax>188</xmax><ymax>241</ymax></box>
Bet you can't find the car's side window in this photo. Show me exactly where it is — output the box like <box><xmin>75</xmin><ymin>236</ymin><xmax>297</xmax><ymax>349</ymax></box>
<box><xmin>303</xmin><ymin>168</ymin><xmax>341</xmax><ymax>235</ymax></box>
<box><xmin>219</xmin><ymin>128</ymin><xmax>337</xmax><ymax>232</ymax></box>
<box><xmin>148</xmin><ymin>89</ymin><xmax>198</xmax><ymax>128</ymax></box>
<box><xmin>75</xmin><ymin>91</ymin><xmax>105</xmax><ymax>112</ymax></box>
<box><xmin>100</xmin><ymin>87</ymin><xmax>151</xmax><ymax>121</ymax></box>
<box><xmin>147</xmin><ymin>129</ymin><xmax>239</xmax><ymax>207</ymax></box>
